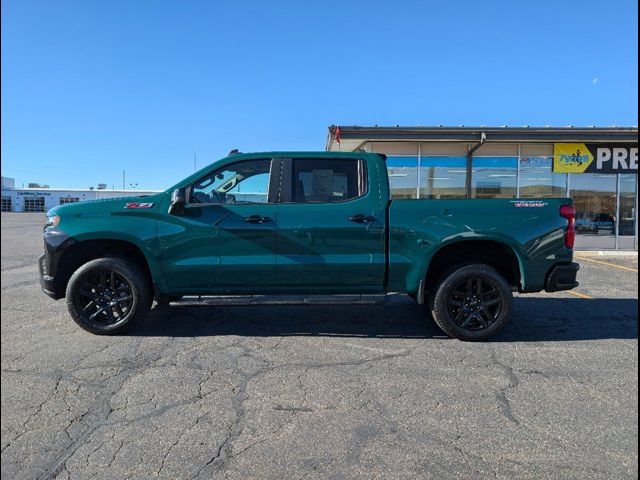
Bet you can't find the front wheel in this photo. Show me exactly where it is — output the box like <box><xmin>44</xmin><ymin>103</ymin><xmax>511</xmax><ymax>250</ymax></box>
<box><xmin>66</xmin><ymin>257</ymin><xmax>152</xmax><ymax>335</ymax></box>
<box><xmin>429</xmin><ymin>264</ymin><xmax>513</xmax><ymax>341</ymax></box>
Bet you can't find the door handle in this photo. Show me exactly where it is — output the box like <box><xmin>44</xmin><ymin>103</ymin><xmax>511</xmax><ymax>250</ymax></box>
<box><xmin>347</xmin><ymin>214</ymin><xmax>376</xmax><ymax>223</ymax></box>
<box><xmin>244</xmin><ymin>215</ymin><xmax>272</xmax><ymax>224</ymax></box>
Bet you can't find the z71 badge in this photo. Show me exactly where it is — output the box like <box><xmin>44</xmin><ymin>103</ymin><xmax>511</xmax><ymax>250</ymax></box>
<box><xmin>124</xmin><ymin>202</ymin><xmax>154</xmax><ymax>209</ymax></box>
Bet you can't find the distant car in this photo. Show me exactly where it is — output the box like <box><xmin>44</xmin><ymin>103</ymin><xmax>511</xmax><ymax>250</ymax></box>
<box><xmin>39</xmin><ymin>152</ymin><xmax>579</xmax><ymax>341</ymax></box>
<box><xmin>576</xmin><ymin>214</ymin><xmax>615</xmax><ymax>235</ymax></box>
<box><xmin>592</xmin><ymin>214</ymin><xmax>615</xmax><ymax>235</ymax></box>
<box><xmin>576</xmin><ymin>219</ymin><xmax>598</xmax><ymax>234</ymax></box>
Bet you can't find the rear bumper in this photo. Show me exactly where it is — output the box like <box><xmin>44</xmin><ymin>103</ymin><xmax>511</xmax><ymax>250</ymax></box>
<box><xmin>545</xmin><ymin>262</ymin><xmax>580</xmax><ymax>292</ymax></box>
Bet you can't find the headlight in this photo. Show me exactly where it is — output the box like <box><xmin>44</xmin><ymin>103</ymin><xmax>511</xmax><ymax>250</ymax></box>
<box><xmin>45</xmin><ymin>215</ymin><xmax>60</xmax><ymax>229</ymax></box>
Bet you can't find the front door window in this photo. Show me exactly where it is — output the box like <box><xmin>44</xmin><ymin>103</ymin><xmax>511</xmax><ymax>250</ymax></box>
<box><xmin>190</xmin><ymin>159</ymin><xmax>272</xmax><ymax>205</ymax></box>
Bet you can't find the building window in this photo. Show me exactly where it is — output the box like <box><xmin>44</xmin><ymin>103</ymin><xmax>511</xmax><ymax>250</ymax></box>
<box><xmin>24</xmin><ymin>197</ymin><xmax>45</xmax><ymax>212</ymax></box>
<box><xmin>619</xmin><ymin>174</ymin><xmax>637</xmax><ymax>236</ymax></box>
<box><xmin>519</xmin><ymin>156</ymin><xmax>567</xmax><ymax>198</ymax></box>
<box><xmin>387</xmin><ymin>157</ymin><xmax>418</xmax><ymax>199</ymax></box>
<box><xmin>1</xmin><ymin>197</ymin><xmax>11</xmax><ymax>212</ymax></box>
<box><xmin>419</xmin><ymin>157</ymin><xmax>467</xmax><ymax>199</ymax></box>
<box><xmin>472</xmin><ymin>157</ymin><xmax>518</xmax><ymax>198</ymax></box>
<box><xmin>59</xmin><ymin>197</ymin><xmax>80</xmax><ymax>205</ymax></box>
<box><xmin>571</xmin><ymin>174</ymin><xmax>617</xmax><ymax>236</ymax></box>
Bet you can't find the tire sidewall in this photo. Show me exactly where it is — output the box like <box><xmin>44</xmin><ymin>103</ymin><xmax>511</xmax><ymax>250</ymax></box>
<box><xmin>431</xmin><ymin>264</ymin><xmax>513</xmax><ymax>341</ymax></box>
<box><xmin>66</xmin><ymin>258</ymin><xmax>149</xmax><ymax>335</ymax></box>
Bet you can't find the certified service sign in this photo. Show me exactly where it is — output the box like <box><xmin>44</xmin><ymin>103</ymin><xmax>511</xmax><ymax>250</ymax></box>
<box><xmin>553</xmin><ymin>143</ymin><xmax>638</xmax><ymax>174</ymax></box>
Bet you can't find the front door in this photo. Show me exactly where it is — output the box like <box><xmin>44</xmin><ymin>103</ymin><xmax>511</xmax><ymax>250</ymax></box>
<box><xmin>158</xmin><ymin>158</ymin><xmax>279</xmax><ymax>292</ymax></box>
<box><xmin>275</xmin><ymin>156</ymin><xmax>386</xmax><ymax>292</ymax></box>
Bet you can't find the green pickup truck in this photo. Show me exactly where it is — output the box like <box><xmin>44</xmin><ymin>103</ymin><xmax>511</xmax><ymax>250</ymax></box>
<box><xmin>40</xmin><ymin>151</ymin><xmax>579</xmax><ymax>340</ymax></box>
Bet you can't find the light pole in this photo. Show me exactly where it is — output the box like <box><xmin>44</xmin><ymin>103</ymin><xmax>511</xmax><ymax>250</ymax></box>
<box><xmin>129</xmin><ymin>183</ymin><xmax>138</xmax><ymax>191</ymax></box>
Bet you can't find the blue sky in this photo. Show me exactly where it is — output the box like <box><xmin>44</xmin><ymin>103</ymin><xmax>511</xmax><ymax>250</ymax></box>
<box><xmin>2</xmin><ymin>0</ymin><xmax>638</xmax><ymax>190</ymax></box>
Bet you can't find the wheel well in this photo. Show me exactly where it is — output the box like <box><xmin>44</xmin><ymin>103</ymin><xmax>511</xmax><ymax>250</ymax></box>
<box><xmin>54</xmin><ymin>240</ymin><xmax>152</xmax><ymax>298</ymax></box>
<box><xmin>425</xmin><ymin>241</ymin><xmax>521</xmax><ymax>291</ymax></box>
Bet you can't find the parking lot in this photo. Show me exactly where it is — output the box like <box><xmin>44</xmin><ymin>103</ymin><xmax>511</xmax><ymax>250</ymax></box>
<box><xmin>1</xmin><ymin>212</ymin><xmax>637</xmax><ymax>479</ymax></box>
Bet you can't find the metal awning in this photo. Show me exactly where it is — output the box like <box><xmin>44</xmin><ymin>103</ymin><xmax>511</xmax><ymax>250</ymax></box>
<box><xmin>326</xmin><ymin>125</ymin><xmax>639</xmax><ymax>151</ymax></box>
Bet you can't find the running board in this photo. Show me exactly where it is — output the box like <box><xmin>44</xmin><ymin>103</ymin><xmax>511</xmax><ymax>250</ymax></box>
<box><xmin>165</xmin><ymin>294</ymin><xmax>390</xmax><ymax>306</ymax></box>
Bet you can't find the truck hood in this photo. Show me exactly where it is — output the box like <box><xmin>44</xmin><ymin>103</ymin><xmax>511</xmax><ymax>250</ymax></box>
<box><xmin>47</xmin><ymin>192</ymin><xmax>166</xmax><ymax>217</ymax></box>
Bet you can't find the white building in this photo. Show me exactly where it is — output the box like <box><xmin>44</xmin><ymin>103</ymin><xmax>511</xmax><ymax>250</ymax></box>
<box><xmin>1</xmin><ymin>179</ymin><xmax>161</xmax><ymax>213</ymax></box>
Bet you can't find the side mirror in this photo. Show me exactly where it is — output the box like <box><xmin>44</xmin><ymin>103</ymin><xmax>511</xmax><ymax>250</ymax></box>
<box><xmin>168</xmin><ymin>187</ymin><xmax>187</xmax><ymax>216</ymax></box>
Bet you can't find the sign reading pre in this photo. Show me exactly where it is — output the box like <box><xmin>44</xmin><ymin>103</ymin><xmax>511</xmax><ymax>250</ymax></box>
<box><xmin>553</xmin><ymin>143</ymin><xmax>638</xmax><ymax>174</ymax></box>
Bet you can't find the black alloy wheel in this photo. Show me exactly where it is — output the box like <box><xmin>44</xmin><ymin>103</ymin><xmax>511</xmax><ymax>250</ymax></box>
<box><xmin>66</xmin><ymin>257</ymin><xmax>152</xmax><ymax>334</ymax></box>
<box><xmin>446</xmin><ymin>276</ymin><xmax>503</xmax><ymax>331</ymax></box>
<box><xmin>78</xmin><ymin>269</ymin><xmax>134</xmax><ymax>325</ymax></box>
<box><xmin>429</xmin><ymin>263</ymin><xmax>513</xmax><ymax>341</ymax></box>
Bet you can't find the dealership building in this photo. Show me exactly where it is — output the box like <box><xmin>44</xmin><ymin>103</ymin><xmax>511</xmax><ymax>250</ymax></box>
<box><xmin>326</xmin><ymin>126</ymin><xmax>638</xmax><ymax>251</ymax></box>
<box><xmin>0</xmin><ymin>178</ymin><xmax>160</xmax><ymax>214</ymax></box>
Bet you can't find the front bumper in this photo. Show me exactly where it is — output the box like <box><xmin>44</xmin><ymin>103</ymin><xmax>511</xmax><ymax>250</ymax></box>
<box><xmin>39</xmin><ymin>253</ymin><xmax>59</xmax><ymax>299</ymax></box>
<box><xmin>39</xmin><ymin>228</ymin><xmax>74</xmax><ymax>300</ymax></box>
<box><xmin>545</xmin><ymin>262</ymin><xmax>580</xmax><ymax>292</ymax></box>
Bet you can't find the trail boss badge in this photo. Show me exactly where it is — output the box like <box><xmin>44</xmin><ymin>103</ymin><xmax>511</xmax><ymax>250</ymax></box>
<box><xmin>511</xmin><ymin>200</ymin><xmax>548</xmax><ymax>208</ymax></box>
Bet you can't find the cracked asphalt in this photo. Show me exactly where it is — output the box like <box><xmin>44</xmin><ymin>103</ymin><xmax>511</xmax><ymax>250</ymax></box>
<box><xmin>1</xmin><ymin>213</ymin><xmax>638</xmax><ymax>479</ymax></box>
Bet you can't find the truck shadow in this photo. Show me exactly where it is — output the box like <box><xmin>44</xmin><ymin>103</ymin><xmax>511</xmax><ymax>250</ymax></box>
<box><xmin>133</xmin><ymin>296</ymin><xmax>638</xmax><ymax>342</ymax></box>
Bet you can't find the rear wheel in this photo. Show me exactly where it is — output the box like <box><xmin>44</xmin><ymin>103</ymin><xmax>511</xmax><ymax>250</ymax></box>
<box><xmin>429</xmin><ymin>264</ymin><xmax>513</xmax><ymax>341</ymax></box>
<box><xmin>66</xmin><ymin>257</ymin><xmax>152</xmax><ymax>335</ymax></box>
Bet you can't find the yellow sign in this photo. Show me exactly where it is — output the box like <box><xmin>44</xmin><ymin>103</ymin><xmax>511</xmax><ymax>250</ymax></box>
<box><xmin>553</xmin><ymin>143</ymin><xmax>594</xmax><ymax>173</ymax></box>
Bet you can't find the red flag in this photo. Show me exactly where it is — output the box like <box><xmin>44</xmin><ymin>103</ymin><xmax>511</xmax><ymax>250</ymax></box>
<box><xmin>335</xmin><ymin>125</ymin><xmax>341</xmax><ymax>145</ymax></box>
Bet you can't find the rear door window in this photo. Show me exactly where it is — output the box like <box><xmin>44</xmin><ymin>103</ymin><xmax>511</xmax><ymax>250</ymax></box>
<box><xmin>290</xmin><ymin>158</ymin><xmax>366</xmax><ymax>203</ymax></box>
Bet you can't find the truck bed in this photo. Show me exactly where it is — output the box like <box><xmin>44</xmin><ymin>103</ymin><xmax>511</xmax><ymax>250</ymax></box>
<box><xmin>386</xmin><ymin>198</ymin><xmax>574</xmax><ymax>293</ymax></box>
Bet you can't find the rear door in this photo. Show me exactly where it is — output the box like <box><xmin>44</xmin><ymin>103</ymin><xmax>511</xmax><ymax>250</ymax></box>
<box><xmin>275</xmin><ymin>156</ymin><xmax>386</xmax><ymax>292</ymax></box>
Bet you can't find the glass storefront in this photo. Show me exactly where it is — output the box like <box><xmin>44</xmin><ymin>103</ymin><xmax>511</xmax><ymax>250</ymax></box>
<box><xmin>571</xmin><ymin>174</ymin><xmax>618</xmax><ymax>237</ymax></box>
<box><xmin>471</xmin><ymin>157</ymin><xmax>518</xmax><ymax>198</ymax></box>
<box><xmin>420</xmin><ymin>157</ymin><xmax>467</xmax><ymax>199</ymax></box>
<box><xmin>519</xmin><ymin>156</ymin><xmax>567</xmax><ymax>198</ymax></box>
<box><xmin>386</xmin><ymin>157</ymin><xmax>418</xmax><ymax>199</ymax></box>
<box><xmin>619</xmin><ymin>174</ymin><xmax>637</xmax><ymax>237</ymax></box>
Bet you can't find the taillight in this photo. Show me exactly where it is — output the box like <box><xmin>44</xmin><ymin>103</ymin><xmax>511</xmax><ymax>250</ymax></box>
<box><xmin>560</xmin><ymin>204</ymin><xmax>576</xmax><ymax>249</ymax></box>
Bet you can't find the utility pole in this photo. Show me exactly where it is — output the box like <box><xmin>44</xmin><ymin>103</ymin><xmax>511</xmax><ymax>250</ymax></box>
<box><xmin>122</xmin><ymin>170</ymin><xmax>125</xmax><ymax>190</ymax></box>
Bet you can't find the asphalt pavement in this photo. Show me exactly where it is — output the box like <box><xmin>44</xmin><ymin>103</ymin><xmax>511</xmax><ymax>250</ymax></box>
<box><xmin>1</xmin><ymin>213</ymin><xmax>638</xmax><ymax>479</ymax></box>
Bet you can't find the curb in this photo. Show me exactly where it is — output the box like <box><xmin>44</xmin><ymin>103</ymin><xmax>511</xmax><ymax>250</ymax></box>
<box><xmin>575</xmin><ymin>250</ymin><xmax>638</xmax><ymax>257</ymax></box>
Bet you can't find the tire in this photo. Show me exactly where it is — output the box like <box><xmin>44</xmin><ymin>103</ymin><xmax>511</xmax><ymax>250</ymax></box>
<box><xmin>66</xmin><ymin>257</ymin><xmax>152</xmax><ymax>335</ymax></box>
<box><xmin>429</xmin><ymin>264</ymin><xmax>513</xmax><ymax>341</ymax></box>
